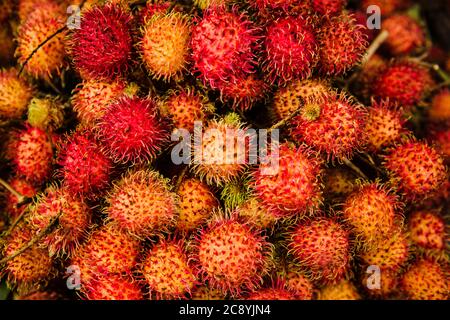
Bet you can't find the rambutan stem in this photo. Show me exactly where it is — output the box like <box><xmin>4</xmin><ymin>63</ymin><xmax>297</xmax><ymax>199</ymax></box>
<box><xmin>269</xmin><ymin>108</ymin><xmax>302</xmax><ymax>132</ymax></box>
<box><xmin>361</xmin><ymin>30</ymin><xmax>389</xmax><ymax>67</ymax></box>
<box><xmin>342</xmin><ymin>158</ymin><xmax>369</xmax><ymax>180</ymax></box>
<box><xmin>0</xmin><ymin>178</ymin><xmax>25</xmax><ymax>203</ymax></box>
<box><xmin>0</xmin><ymin>211</ymin><xmax>62</xmax><ymax>266</ymax></box>
<box><xmin>174</xmin><ymin>166</ymin><xmax>188</xmax><ymax>192</ymax></box>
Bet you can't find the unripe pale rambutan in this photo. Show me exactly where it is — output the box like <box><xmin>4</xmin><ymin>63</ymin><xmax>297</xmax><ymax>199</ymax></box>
<box><xmin>28</xmin><ymin>185</ymin><xmax>91</xmax><ymax>257</ymax></box>
<box><xmin>284</xmin><ymin>268</ymin><xmax>314</xmax><ymax>300</ymax></box>
<box><xmin>316</xmin><ymin>13</ymin><xmax>368</xmax><ymax>76</ymax></box>
<box><xmin>192</xmin><ymin>214</ymin><xmax>272</xmax><ymax>296</ymax></box>
<box><xmin>16</xmin><ymin>1</ymin><xmax>67</xmax><ymax>80</ymax></box>
<box><xmin>253</xmin><ymin>143</ymin><xmax>323</xmax><ymax>218</ymax></box>
<box><xmin>323</xmin><ymin>167</ymin><xmax>358</xmax><ymax>198</ymax></box>
<box><xmin>343</xmin><ymin>183</ymin><xmax>402</xmax><ymax>247</ymax></box>
<box><xmin>57</xmin><ymin>130</ymin><xmax>112</xmax><ymax>198</ymax></box>
<box><xmin>176</xmin><ymin>178</ymin><xmax>219</xmax><ymax>233</ymax></box>
<box><xmin>105</xmin><ymin>169</ymin><xmax>177</xmax><ymax>238</ymax></box>
<box><xmin>194</xmin><ymin>0</ymin><xmax>233</xmax><ymax>10</ymax></box>
<box><xmin>372</xmin><ymin>60</ymin><xmax>434</xmax><ymax>108</ymax></box>
<box><xmin>318</xmin><ymin>280</ymin><xmax>361</xmax><ymax>300</ymax></box>
<box><xmin>360</xmin><ymin>0</ymin><xmax>411</xmax><ymax>16</ymax></box>
<box><xmin>408</xmin><ymin>210</ymin><xmax>447</xmax><ymax>252</ymax></box>
<box><xmin>191</xmin><ymin>285</ymin><xmax>226</xmax><ymax>300</ymax></box>
<box><xmin>192</xmin><ymin>114</ymin><xmax>252</xmax><ymax>185</ymax></box>
<box><xmin>0</xmin><ymin>68</ymin><xmax>34</xmax><ymax>120</ymax></box>
<box><xmin>360</xmin><ymin>230</ymin><xmax>409</xmax><ymax>272</ymax></box>
<box><xmin>401</xmin><ymin>259</ymin><xmax>448</xmax><ymax>300</ymax></box>
<box><xmin>27</xmin><ymin>96</ymin><xmax>64</xmax><ymax>131</ymax></box>
<box><xmin>271</xmin><ymin>78</ymin><xmax>331</xmax><ymax>121</ymax></box>
<box><xmin>219</xmin><ymin>74</ymin><xmax>268</xmax><ymax>112</ymax></box>
<box><xmin>2</xmin><ymin>223</ymin><xmax>55</xmax><ymax>293</ymax></box>
<box><xmin>13</xmin><ymin>126</ymin><xmax>54</xmax><ymax>184</ymax></box>
<box><xmin>97</xmin><ymin>96</ymin><xmax>169</xmax><ymax>163</ymax></box>
<box><xmin>364</xmin><ymin>99</ymin><xmax>408</xmax><ymax>152</ymax></box>
<box><xmin>160</xmin><ymin>87</ymin><xmax>214</xmax><ymax>132</ymax></box>
<box><xmin>289</xmin><ymin>217</ymin><xmax>351</xmax><ymax>284</ymax></box>
<box><xmin>428</xmin><ymin>89</ymin><xmax>450</xmax><ymax>123</ymax></box>
<box><xmin>290</xmin><ymin>93</ymin><xmax>367</xmax><ymax>161</ymax></box>
<box><xmin>141</xmin><ymin>13</ymin><xmax>191</xmax><ymax>81</ymax></box>
<box><xmin>69</xmin><ymin>4</ymin><xmax>133</xmax><ymax>80</ymax></box>
<box><xmin>71</xmin><ymin>78</ymin><xmax>127</xmax><ymax>125</ymax></box>
<box><xmin>383</xmin><ymin>140</ymin><xmax>447</xmax><ymax>201</ymax></box>
<box><xmin>381</xmin><ymin>14</ymin><xmax>425</xmax><ymax>56</ymax></box>
<box><xmin>261</xmin><ymin>16</ymin><xmax>318</xmax><ymax>85</ymax></box>
<box><xmin>70</xmin><ymin>223</ymin><xmax>140</xmax><ymax>284</ymax></box>
<box><xmin>237</xmin><ymin>197</ymin><xmax>280</xmax><ymax>230</ymax></box>
<box><xmin>3</xmin><ymin>177</ymin><xmax>37</xmax><ymax>220</ymax></box>
<box><xmin>190</xmin><ymin>7</ymin><xmax>260</xmax><ymax>90</ymax></box>
<box><xmin>311</xmin><ymin>0</ymin><xmax>346</xmax><ymax>16</ymax></box>
<box><xmin>141</xmin><ymin>239</ymin><xmax>197</xmax><ymax>299</ymax></box>
<box><xmin>82</xmin><ymin>274</ymin><xmax>143</xmax><ymax>300</ymax></box>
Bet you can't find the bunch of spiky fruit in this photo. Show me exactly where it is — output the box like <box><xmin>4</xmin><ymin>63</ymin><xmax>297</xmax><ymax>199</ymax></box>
<box><xmin>0</xmin><ymin>0</ymin><xmax>448</xmax><ymax>301</ymax></box>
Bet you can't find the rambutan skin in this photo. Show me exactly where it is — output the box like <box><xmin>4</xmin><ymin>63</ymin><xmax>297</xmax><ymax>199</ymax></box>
<box><xmin>219</xmin><ymin>74</ymin><xmax>268</xmax><ymax>112</ymax></box>
<box><xmin>190</xmin><ymin>7</ymin><xmax>260</xmax><ymax>90</ymax></box>
<box><xmin>69</xmin><ymin>4</ymin><xmax>133</xmax><ymax>80</ymax></box>
<box><xmin>192</xmin><ymin>215</ymin><xmax>272</xmax><ymax>297</ymax></box>
<box><xmin>383</xmin><ymin>141</ymin><xmax>447</xmax><ymax>201</ymax></box>
<box><xmin>105</xmin><ymin>169</ymin><xmax>177</xmax><ymax>238</ymax></box>
<box><xmin>408</xmin><ymin>211</ymin><xmax>446</xmax><ymax>251</ymax></box>
<box><xmin>57</xmin><ymin>130</ymin><xmax>112</xmax><ymax>199</ymax></box>
<box><xmin>0</xmin><ymin>68</ymin><xmax>34</xmax><ymax>120</ymax></box>
<box><xmin>317</xmin><ymin>13</ymin><xmax>368</xmax><ymax>76</ymax></box>
<box><xmin>289</xmin><ymin>217</ymin><xmax>351</xmax><ymax>285</ymax></box>
<box><xmin>318</xmin><ymin>280</ymin><xmax>361</xmax><ymax>300</ymax></box>
<box><xmin>261</xmin><ymin>16</ymin><xmax>318</xmax><ymax>85</ymax></box>
<box><xmin>381</xmin><ymin>14</ymin><xmax>425</xmax><ymax>56</ymax></box>
<box><xmin>252</xmin><ymin>143</ymin><xmax>323</xmax><ymax>218</ymax></box>
<box><xmin>82</xmin><ymin>274</ymin><xmax>144</xmax><ymax>300</ymax></box>
<box><xmin>428</xmin><ymin>89</ymin><xmax>450</xmax><ymax>123</ymax></box>
<box><xmin>97</xmin><ymin>96</ymin><xmax>170</xmax><ymax>163</ymax></box>
<box><xmin>311</xmin><ymin>0</ymin><xmax>346</xmax><ymax>16</ymax></box>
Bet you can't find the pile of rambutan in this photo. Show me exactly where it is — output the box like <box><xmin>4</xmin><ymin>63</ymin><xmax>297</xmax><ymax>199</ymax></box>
<box><xmin>0</xmin><ymin>0</ymin><xmax>448</xmax><ymax>302</ymax></box>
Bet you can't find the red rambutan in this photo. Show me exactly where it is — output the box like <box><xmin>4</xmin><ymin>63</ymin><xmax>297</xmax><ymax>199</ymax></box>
<box><xmin>311</xmin><ymin>0</ymin><xmax>346</xmax><ymax>16</ymax></box>
<box><xmin>381</xmin><ymin>14</ymin><xmax>425</xmax><ymax>56</ymax></box>
<box><xmin>82</xmin><ymin>274</ymin><xmax>143</xmax><ymax>300</ymax></box>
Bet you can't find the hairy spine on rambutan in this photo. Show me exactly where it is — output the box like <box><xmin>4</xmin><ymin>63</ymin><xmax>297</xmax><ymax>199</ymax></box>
<box><xmin>318</xmin><ymin>280</ymin><xmax>361</xmax><ymax>300</ymax></box>
<box><xmin>81</xmin><ymin>274</ymin><xmax>143</xmax><ymax>300</ymax></box>
<box><xmin>0</xmin><ymin>68</ymin><xmax>34</xmax><ymax>120</ymax></box>
<box><xmin>381</xmin><ymin>14</ymin><xmax>425</xmax><ymax>56</ymax></box>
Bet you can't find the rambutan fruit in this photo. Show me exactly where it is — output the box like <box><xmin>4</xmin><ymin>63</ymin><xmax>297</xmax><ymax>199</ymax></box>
<box><xmin>97</xmin><ymin>96</ymin><xmax>169</xmax><ymax>163</ymax></box>
<box><xmin>14</xmin><ymin>290</ymin><xmax>64</xmax><ymax>300</ymax></box>
<box><xmin>16</xmin><ymin>1</ymin><xmax>67</xmax><ymax>80</ymax></box>
<box><xmin>194</xmin><ymin>0</ymin><xmax>233</xmax><ymax>10</ymax></box>
<box><xmin>364</xmin><ymin>99</ymin><xmax>408</xmax><ymax>152</ymax></box>
<box><xmin>252</xmin><ymin>143</ymin><xmax>323</xmax><ymax>218</ymax></box>
<box><xmin>140</xmin><ymin>239</ymin><xmax>197</xmax><ymax>299</ymax></box>
<box><xmin>408</xmin><ymin>210</ymin><xmax>447</xmax><ymax>252</ymax></box>
<box><xmin>246</xmin><ymin>283</ymin><xmax>296</xmax><ymax>300</ymax></box>
<box><xmin>2</xmin><ymin>223</ymin><xmax>55</xmax><ymax>293</ymax></box>
<box><xmin>401</xmin><ymin>259</ymin><xmax>448</xmax><ymax>300</ymax></box>
<box><xmin>191</xmin><ymin>285</ymin><xmax>226</xmax><ymax>300</ymax></box>
<box><xmin>0</xmin><ymin>68</ymin><xmax>34</xmax><ymax>120</ymax></box>
<box><xmin>190</xmin><ymin>7</ymin><xmax>260</xmax><ymax>90</ymax></box>
<box><xmin>249</xmin><ymin>0</ymin><xmax>309</xmax><ymax>11</ymax></box>
<box><xmin>372</xmin><ymin>60</ymin><xmax>434</xmax><ymax>108</ymax></box>
<box><xmin>271</xmin><ymin>78</ymin><xmax>332</xmax><ymax>121</ymax></box>
<box><xmin>361</xmin><ymin>269</ymin><xmax>399</xmax><ymax>298</ymax></box>
<box><xmin>381</xmin><ymin>14</ymin><xmax>426</xmax><ymax>56</ymax></box>
<box><xmin>192</xmin><ymin>114</ymin><xmax>253</xmax><ymax>186</ymax></box>
<box><xmin>383</xmin><ymin>140</ymin><xmax>447</xmax><ymax>201</ymax></box>
<box><xmin>57</xmin><ymin>129</ymin><xmax>112</xmax><ymax>199</ymax></box>
<box><xmin>290</xmin><ymin>93</ymin><xmax>367</xmax><ymax>161</ymax></box>
<box><xmin>351</xmin><ymin>54</ymin><xmax>386</xmax><ymax>102</ymax></box>
<box><xmin>176</xmin><ymin>178</ymin><xmax>219</xmax><ymax>233</ymax></box>
<box><xmin>352</xmin><ymin>10</ymin><xmax>376</xmax><ymax>42</ymax></box>
<box><xmin>137</xmin><ymin>0</ymin><xmax>173</xmax><ymax>23</ymax></box>
<box><xmin>428</xmin><ymin>89</ymin><xmax>450</xmax><ymax>123</ymax></box>
<box><xmin>192</xmin><ymin>214</ymin><xmax>272</xmax><ymax>296</ymax></box>
<box><xmin>343</xmin><ymin>182</ymin><xmax>402</xmax><ymax>246</ymax></box>
<box><xmin>3</xmin><ymin>177</ymin><xmax>37</xmax><ymax>220</ymax></box>
<box><xmin>105</xmin><ymin>169</ymin><xmax>177</xmax><ymax>238</ymax></box>
<box><xmin>360</xmin><ymin>230</ymin><xmax>409</xmax><ymax>272</ymax></box>
<box><xmin>71</xmin><ymin>78</ymin><xmax>127</xmax><ymax>125</ymax></box>
<box><xmin>70</xmin><ymin>223</ymin><xmax>141</xmax><ymax>284</ymax></box>
<box><xmin>284</xmin><ymin>268</ymin><xmax>314</xmax><ymax>300</ymax></box>
<box><xmin>360</xmin><ymin>0</ymin><xmax>411</xmax><ymax>16</ymax></box>
<box><xmin>311</xmin><ymin>0</ymin><xmax>346</xmax><ymax>16</ymax></box>
<box><xmin>429</xmin><ymin>127</ymin><xmax>450</xmax><ymax>162</ymax></box>
<box><xmin>13</xmin><ymin>126</ymin><xmax>54</xmax><ymax>184</ymax></box>
<box><xmin>318</xmin><ymin>280</ymin><xmax>361</xmax><ymax>300</ymax></box>
<box><xmin>219</xmin><ymin>74</ymin><xmax>268</xmax><ymax>112</ymax></box>
<box><xmin>27</xmin><ymin>96</ymin><xmax>64</xmax><ymax>131</ymax></box>
<box><xmin>28</xmin><ymin>185</ymin><xmax>91</xmax><ymax>257</ymax></box>
<box><xmin>261</xmin><ymin>16</ymin><xmax>317</xmax><ymax>85</ymax></box>
<box><xmin>69</xmin><ymin>4</ymin><xmax>133</xmax><ymax>80</ymax></box>
<box><xmin>289</xmin><ymin>217</ymin><xmax>351</xmax><ymax>285</ymax></box>
<box><xmin>82</xmin><ymin>274</ymin><xmax>143</xmax><ymax>300</ymax></box>
<box><xmin>159</xmin><ymin>87</ymin><xmax>214</xmax><ymax>132</ymax></box>
<box><xmin>323</xmin><ymin>167</ymin><xmax>358</xmax><ymax>198</ymax></box>
<box><xmin>316</xmin><ymin>13</ymin><xmax>368</xmax><ymax>76</ymax></box>
<box><xmin>236</xmin><ymin>197</ymin><xmax>280</xmax><ymax>230</ymax></box>
<box><xmin>140</xmin><ymin>12</ymin><xmax>191</xmax><ymax>81</ymax></box>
